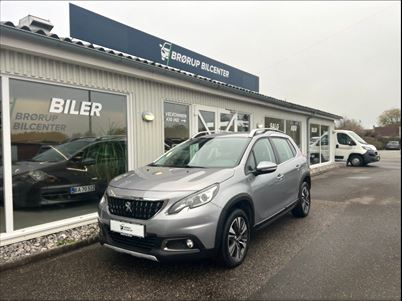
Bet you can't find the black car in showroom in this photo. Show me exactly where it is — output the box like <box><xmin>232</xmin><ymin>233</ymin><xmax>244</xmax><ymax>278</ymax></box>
<box><xmin>0</xmin><ymin>136</ymin><xmax>127</xmax><ymax>208</ymax></box>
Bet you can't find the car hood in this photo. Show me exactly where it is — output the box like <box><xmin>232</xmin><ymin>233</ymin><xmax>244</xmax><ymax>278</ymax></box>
<box><xmin>109</xmin><ymin>166</ymin><xmax>234</xmax><ymax>192</ymax></box>
<box><xmin>365</xmin><ymin>144</ymin><xmax>378</xmax><ymax>151</ymax></box>
<box><xmin>0</xmin><ymin>161</ymin><xmax>55</xmax><ymax>177</ymax></box>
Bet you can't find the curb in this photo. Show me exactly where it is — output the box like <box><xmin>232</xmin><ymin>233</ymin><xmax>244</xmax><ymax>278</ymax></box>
<box><xmin>0</xmin><ymin>236</ymin><xmax>99</xmax><ymax>272</ymax></box>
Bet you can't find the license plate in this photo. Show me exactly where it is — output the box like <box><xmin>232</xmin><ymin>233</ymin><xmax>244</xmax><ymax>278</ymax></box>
<box><xmin>110</xmin><ymin>220</ymin><xmax>145</xmax><ymax>238</ymax></box>
<box><xmin>70</xmin><ymin>185</ymin><xmax>96</xmax><ymax>194</ymax></box>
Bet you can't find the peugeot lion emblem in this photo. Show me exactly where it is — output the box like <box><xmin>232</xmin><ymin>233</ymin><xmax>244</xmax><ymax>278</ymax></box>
<box><xmin>125</xmin><ymin>201</ymin><xmax>132</xmax><ymax>213</ymax></box>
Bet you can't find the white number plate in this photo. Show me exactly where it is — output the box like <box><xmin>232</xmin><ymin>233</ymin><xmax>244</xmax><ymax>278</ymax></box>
<box><xmin>110</xmin><ymin>220</ymin><xmax>145</xmax><ymax>238</ymax></box>
<box><xmin>70</xmin><ymin>185</ymin><xmax>96</xmax><ymax>194</ymax></box>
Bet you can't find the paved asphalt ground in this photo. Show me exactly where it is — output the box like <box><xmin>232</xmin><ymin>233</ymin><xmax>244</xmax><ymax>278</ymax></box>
<box><xmin>0</xmin><ymin>151</ymin><xmax>400</xmax><ymax>300</ymax></box>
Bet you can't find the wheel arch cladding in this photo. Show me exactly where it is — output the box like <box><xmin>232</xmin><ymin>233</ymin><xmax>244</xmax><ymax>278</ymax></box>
<box><xmin>301</xmin><ymin>171</ymin><xmax>311</xmax><ymax>188</ymax></box>
<box><xmin>214</xmin><ymin>194</ymin><xmax>255</xmax><ymax>250</ymax></box>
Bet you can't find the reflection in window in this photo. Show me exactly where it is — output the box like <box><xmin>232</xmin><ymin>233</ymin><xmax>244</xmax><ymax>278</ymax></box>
<box><xmin>309</xmin><ymin>124</ymin><xmax>331</xmax><ymax>165</ymax></box>
<box><xmin>0</xmin><ymin>78</ymin><xmax>4</xmax><ymax>232</ymax></box>
<box><xmin>321</xmin><ymin>125</ymin><xmax>330</xmax><ymax>163</ymax></box>
<box><xmin>164</xmin><ymin>102</ymin><xmax>189</xmax><ymax>151</ymax></box>
<box><xmin>6</xmin><ymin>79</ymin><xmax>127</xmax><ymax>230</ymax></box>
<box><xmin>237</xmin><ymin>113</ymin><xmax>250</xmax><ymax>132</ymax></box>
<box><xmin>309</xmin><ymin>124</ymin><xmax>321</xmax><ymax>165</ymax></box>
<box><xmin>265</xmin><ymin>117</ymin><xmax>285</xmax><ymax>131</ymax></box>
<box><xmin>219</xmin><ymin>113</ymin><xmax>235</xmax><ymax>131</ymax></box>
<box><xmin>199</xmin><ymin>110</ymin><xmax>215</xmax><ymax>132</ymax></box>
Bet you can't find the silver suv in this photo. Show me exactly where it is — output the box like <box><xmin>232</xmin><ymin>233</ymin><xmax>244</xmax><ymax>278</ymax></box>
<box><xmin>98</xmin><ymin>129</ymin><xmax>311</xmax><ymax>267</ymax></box>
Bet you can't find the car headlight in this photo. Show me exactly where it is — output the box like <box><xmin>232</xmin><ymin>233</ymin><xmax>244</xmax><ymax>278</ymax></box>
<box><xmin>168</xmin><ymin>184</ymin><xmax>219</xmax><ymax>214</ymax></box>
<box><xmin>99</xmin><ymin>193</ymin><xmax>108</xmax><ymax>206</ymax></box>
<box><xmin>362</xmin><ymin>146</ymin><xmax>372</xmax><ymax>151</ymax></box>
<box><xmin>28</xmin><ymin>170</ymin><xmax>48</xmax><ymax>182</ymax></box>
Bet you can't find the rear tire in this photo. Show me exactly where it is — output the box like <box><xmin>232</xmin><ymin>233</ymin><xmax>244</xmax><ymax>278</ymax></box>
<box><xmin>218</xmin><ymin>208</ymin><xmax>250</xmax><ymax>268</ymax></box>
<box><xmin>292</xmin><ymin>181</ymin><xmax>311</xmax><ymax>218</ymax></box>
<box><xmin>349</xmin><ymin>154</ymin><xmax>364</xmax><ymax>167</ymax></box>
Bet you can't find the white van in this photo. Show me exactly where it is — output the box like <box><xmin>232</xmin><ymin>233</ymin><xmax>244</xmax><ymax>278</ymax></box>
<box><xmin>334</xmin><ymin>130</ymin><xmax>380</xmax><ymax>166</ymax></box>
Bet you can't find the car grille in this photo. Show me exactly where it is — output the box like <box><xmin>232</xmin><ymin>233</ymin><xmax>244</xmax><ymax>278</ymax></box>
<box><xmin>108</xmin><ymin>230</ymin><xmax>159</xmax><ymax>251</ymax></box>
<box><xmin>108</xmin><ymin>197</ymin><xmax>164</xmax><ymax>220</ymax></box>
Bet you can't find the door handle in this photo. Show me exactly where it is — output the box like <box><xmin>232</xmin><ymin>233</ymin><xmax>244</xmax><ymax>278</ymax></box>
<box><xmin>295</xmin><ymin>164</ymin><xmax>301</xmax><ymax>170</ymax></box>
<box><xmin>336</xmin><ymin>144</ymin><xmax>339</xmax><ymax>148</ymax></box>
<box><xmin>276</xmin><ymin>174</ymin><xmax>284</xmax><ymax>181</ymax></box>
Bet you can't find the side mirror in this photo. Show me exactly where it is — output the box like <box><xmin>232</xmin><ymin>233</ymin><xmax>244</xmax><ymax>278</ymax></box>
<box><xmin>255</xmin><ymin>161</ymin><xmax>277</xmax><ymax>175</ymax></box>
<box><xmin>81</xmin><ymin>157</ymin><xmax>96</xmax><ymax>166</ymax></box>
<box><xmin>348</xmin><ymin>140</ymin><xmax>356</xmax><ymax>146</ymax></box>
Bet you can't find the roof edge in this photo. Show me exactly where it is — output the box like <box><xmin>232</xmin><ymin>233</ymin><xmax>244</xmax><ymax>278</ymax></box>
<box><xmin>0</xmin><ymin>22</ymin><xmax>342</xmax><ymax>120</ymax></box>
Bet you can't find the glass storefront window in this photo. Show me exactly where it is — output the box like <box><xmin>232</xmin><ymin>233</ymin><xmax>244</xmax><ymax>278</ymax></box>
<box><xmin>265</xmin><ymin>117</ymin><xmax>285</xmax><ymax>131</ymax></box>
<box><xmin>219</xmin><ymin>112</ymin><xmax>235</xmax><ymax>131</ymax></box>
<box><xmin>164</xmin><ymin>102</ymin><xmax>189</xmax><ymax>151</ymax></box>
<box><xmin>309</xmin><ymin>124</ymin><xmax>321</xmax><ymax>165</ymax></box>
<box><xmin>286</xmin><ymin>120</ymin><xmax>301</xmax><ymax>148</ymax></box>
<box><xmin>198</xmin><ymin>110</ymin><xmax>215</xmax><ymax>132</ymax></box>
<box><xmin>6</xmin><ymin>79</ymin><xmax>127</xmax><ymax>230</ymax></box>
<box><xmin>237</xmin><ymin>113</ymin><xmax>250</xmax><ymax>132</ymax></box>
<box><xmin>309</xmin><ymin>123</ymin><xmax>331</xmax><ymax>165</ymax></box>
<box><xmin>321</xmin><ymin>125</ymin><xmax>330</xmax><ymax>163</ymax></box>
<box><xmin>0</xmin><ymin>79</ymin><xmax>4</xmax><ymax>232</ymax></box>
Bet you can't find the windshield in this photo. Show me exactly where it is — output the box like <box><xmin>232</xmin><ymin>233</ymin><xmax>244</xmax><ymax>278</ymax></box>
<box><xmin>152</xmin><ymin>137</ymin><xmax>250</xmax><ymax>168</ymax></box>
<box><xmin>348</xmin><ymin>132</ymin><xmax>367</xmax><ymax>144</ymax></box>
<box><xmin>31</xmin><ymin>140</ymin><xmax>94</xmax><ymax>162</ymax></box>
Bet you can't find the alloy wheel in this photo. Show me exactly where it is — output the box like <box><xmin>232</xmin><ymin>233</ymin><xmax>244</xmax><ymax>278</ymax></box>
<box><xmin>227</xmin><ymin>216</ymin><xmax>248</xmax><ymax>262</ymax></box>
<box><xmin>301</xmin><ymin>185</ymin><xmax>310</xmax><ymax>214</ymax></box>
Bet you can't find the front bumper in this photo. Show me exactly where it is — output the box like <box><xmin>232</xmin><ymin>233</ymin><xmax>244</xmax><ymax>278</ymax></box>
<box><xmin>363</xmin><ymin>150</ymin><xmax>380</xmax><ymax>164</ymax></box>
<box><xmin>98</xmin><ymin>192</ymin><xmax>221</xmax><ymax>262</ymax></box>
<box><xmin>98</xmin><ymin>221</ymin><xmax>216</xmax><ymax>262</ymax></box>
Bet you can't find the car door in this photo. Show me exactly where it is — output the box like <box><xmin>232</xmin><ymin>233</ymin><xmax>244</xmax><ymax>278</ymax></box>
<box><xmin>270</xmin><ymin>137</ymin><xmax>300</xmax><ymax>207</ymax></box>
<box><xmin>335</xmin><ymin>133</ymin><xmax>355</xmax><ymax>161</ymax></box>
<box><xmin>246</xmin><ymin>138</ymin><xmax>283</xmax><ymax>222</ymax></box>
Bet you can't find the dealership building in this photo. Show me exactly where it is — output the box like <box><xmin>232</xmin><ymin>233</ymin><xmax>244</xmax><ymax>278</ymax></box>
<box><xmin>0</xmin><ymin>7</ymin><xmax>341</xmax><ymax>246</ymax></box>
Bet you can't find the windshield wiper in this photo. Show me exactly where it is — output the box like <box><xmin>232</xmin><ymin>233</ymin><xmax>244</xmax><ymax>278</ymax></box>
<box><xmin>184</xmin><ymin>165</ymin><xmax>206</xmax><ymax>168</ymax></box>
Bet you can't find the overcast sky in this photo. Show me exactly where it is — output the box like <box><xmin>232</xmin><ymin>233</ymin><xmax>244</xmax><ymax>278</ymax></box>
<box><xmin>1</xmin><ymin>1</ymin><xmax>400</xmax><ymax>127</ymax></box>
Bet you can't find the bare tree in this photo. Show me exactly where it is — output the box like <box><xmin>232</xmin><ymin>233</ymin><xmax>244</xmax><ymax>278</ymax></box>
<box><xmin>336</xmin><ymin>116</ymin><xmax>364</xmax><ymax>135</ymax></box>
<box><xmin>378</xmin><ymin>108</ymin><xmax>401</xmax><ymax>126</ymax></box>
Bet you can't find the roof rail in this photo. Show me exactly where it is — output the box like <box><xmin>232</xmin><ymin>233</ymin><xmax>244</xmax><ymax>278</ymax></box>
<box><xmin>191</xmin><ymin>131</ymin><xmax>219</xmax><ymax>139</ymax></box>
<box><xmin>248</xmin><ymin>128</ymin><xmax>285</xmax><ymax>138</ymax></box>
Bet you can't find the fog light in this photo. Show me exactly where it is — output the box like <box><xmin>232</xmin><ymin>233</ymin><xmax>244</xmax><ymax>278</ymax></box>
<box><xmin>186</xmin><ymin>239</ymin><xmax>194</xmax><ymax>249</ymax></box>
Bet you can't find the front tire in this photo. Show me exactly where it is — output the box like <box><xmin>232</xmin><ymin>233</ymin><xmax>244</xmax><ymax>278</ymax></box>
<box><xmin>349</xmin><ymin>154</ymin><xmax>364</xmax><ymax>167</ymax></box>
<box><xmin>292</xmin><ymin>181</ymin><xmax>311</xmax><ymax>218</ymax></box>
<box><xmin>218</xmin><ymin>209</ymin><xmax>250</xmax><ymax>268</ymax></box>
